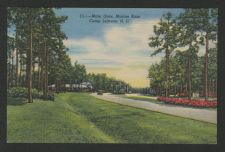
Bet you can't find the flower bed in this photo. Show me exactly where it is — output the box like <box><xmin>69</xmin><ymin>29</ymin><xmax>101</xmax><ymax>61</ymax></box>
<box><xmin>157</xmin><ymin>97</ymin><xmax>217</xmax><ymax>108</ymax></box>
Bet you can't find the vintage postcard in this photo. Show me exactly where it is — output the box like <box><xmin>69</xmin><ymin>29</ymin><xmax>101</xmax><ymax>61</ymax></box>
<box><xmin>6</xmin><ymin>7</ymin><xmax>217</xmax><ymax>144</ymax></box>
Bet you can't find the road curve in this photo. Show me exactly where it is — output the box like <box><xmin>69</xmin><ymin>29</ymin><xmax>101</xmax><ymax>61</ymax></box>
<box><xmin>91</xmin><ymin>93</ymin><xmax>217</xmax><ymax>124</ymax></box>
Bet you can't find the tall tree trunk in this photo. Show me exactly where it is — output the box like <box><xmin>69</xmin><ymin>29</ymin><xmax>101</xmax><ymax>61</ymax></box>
<box><xmin>37</xmin><ymin>56</ymin><xmax>41</xmax><ymax>90</ymax></box>
<box><xmin>180</xmin><ymin>83</ymin><xmax>182</xmax><ymax>96</ymax></box>
<box><xmin>165</xmin><ymin>50</ymin><xmax>169</xmax><ymax>97</ymax></box>
<box><xmin>43</xmin><ymin>42</ymin><xmax>46</xmax><ymax>96</ymax></box>
<box><xmin>19</xmin><ymin>59</ymin><xmax>22</xmax><ymax>86</ymax></box>
<box><xmin>208</xmin><ymin>79</ymin><xmax>210</xmax><ymax>97</ymax></box>
<box><xmin>7</xmin><ymin>71</ymin><xmax>9</xmax><ymax>89</ymax></box>
<box><xmin>11</xmin><ymin>49</ymin><xmax>14</xmax><ymax>87</ymax></box>
<box><xmin>204</xmin><ymin>34</ymin><xmax>209</xmax><ymax>100</ymax></box>
<box><xmin>187</xmin><ymin>55</ymin><xmax>192</xmax><ymax>100</ymax></box>
<box><xmin>32</xmin><ymin>62</ymin><xmax>35</xmax><ymax>88</ymax></box>
<box><xmin>20</xmin><ymin>61</ymin><xmax>24</xmax><ymax>87</ymax></box>
<box><xmin>27</xmin><ymin>17</ymin><xmax>33</xmax><ymax>103</ymax></box>
<box><xmin>185</xmin><ymin>82</ymin><xmax>188</xmax><ymax>96</ymax></box>
<box><xmin>215</xmin><ymin>78</ymin><xmax>217</xmax><ymax>97</ymax></box>
<box><xmin>46</xmin><ymin>44</ymin><xmax>48</xmax><ymax>96</ymax></box>
<box><xmin>40</xmin><ymin>50</ymin><xmax>44</xmax><ymax>92</ymax></box>
<box><xmin>15</xmin><ymin>27</ymin><xmax>19</xmax><ymax>86</ymax></box>
<box><xmin>214</xmin><ymin>79</ymin><xmax>216</xmax><ymax>96</ymax></box>
<box><xmin>43</xmin><ymin>39</ymin><xmax>48</xmax><ymax>98</ymax></box>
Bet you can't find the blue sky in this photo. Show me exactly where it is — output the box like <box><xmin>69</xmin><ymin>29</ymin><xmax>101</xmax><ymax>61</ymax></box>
<box><xmin>55</xmin><ymin>8</ymin><xmax>183</xmax><ymax>39</ymax></box>
<box><xmin>54</xmin><ymin>8</ymin><xmax>184</xmax><ymax>87</ymax></box>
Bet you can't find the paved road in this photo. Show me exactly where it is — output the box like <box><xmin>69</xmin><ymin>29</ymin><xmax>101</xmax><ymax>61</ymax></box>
<box><xmin>91</xmin><ymin>93</ymin><xmax>217</xmax><ymax>124</ymax></box>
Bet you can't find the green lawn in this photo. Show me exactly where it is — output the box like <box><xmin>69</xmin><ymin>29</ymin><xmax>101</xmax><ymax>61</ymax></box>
<box><xmin>7</xmin><ymin>93</ymin><xmax>217</xmax><ymax>143</ymax></box>
<box><xmin>121</xmin><ymin>95</ymin><xmax>160</xmax><ymax>103</ymax></box>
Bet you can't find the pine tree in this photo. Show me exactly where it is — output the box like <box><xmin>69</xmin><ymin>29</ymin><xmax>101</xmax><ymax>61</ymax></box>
<box><xmin>149</xmin><ymin>12</ymin><xmax>181</xmax><ymax>97</ymax></box>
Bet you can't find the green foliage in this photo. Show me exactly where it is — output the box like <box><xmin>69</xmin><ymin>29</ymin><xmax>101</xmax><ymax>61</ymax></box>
<box><xmin>149</xmin><ymin>12</ymin><xmax>180</xmax><ymax>56</ymax></box>
<box><xmin>87</xmin><ymin>73</ymin><xmax>130</xmax><ymax>92</ymax></box>
<box><xmin>7</xmin><ymin>87</ymin><xmax>42</xmax><ymax>99</ymax></box>
<box><xmin>148</xmin><ymin>9</ymin><xmax>217</xmax><ymax>98</ymax></box>
<box><xmin>208</xmin><ymin>48</ymin><xmax>217</xmax><ymax>80</ymax></box>
<box><xmin>149</xmin><ymin>12</ymin><xmax>182</xmax><ymax>96</ymax></box>
<box><xmin>149</xmin><ymin>48</ymin><xmax>217</xmax><ymax>96</ymax></box>
<box><xmin>71</xmin><ymin>61</ymin><xmax>87</xmax><ymax>83</ymax></box>
<box><xmin>7</xmin><ymin>8</ymin><xmax>68</xmax><ymax>101</ymax></box>
<box><xmin>148</xmin><ymin>61</ymin><xmax>165</xmax><ymax>90</ymax></box>
<box><xmin>7</xmin><ymin>87</ymin><xmax>55</xmax><ymax>100</ymax></box>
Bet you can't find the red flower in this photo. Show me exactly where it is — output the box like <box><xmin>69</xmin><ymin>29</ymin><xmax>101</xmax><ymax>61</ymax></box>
<box><xmin>157</xmin><ymin>97</ymin><xmax>217</xmax><ymax>108</ymax></box>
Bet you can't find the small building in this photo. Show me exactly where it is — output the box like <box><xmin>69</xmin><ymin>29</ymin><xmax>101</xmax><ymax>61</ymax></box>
<box><xmin>80</xmin><ymin>82</ymin><xmax>93</xmax><ymax>89</ymax></box>
<box><xmin>48</xmin><ymin>81</ymin><xmax>93</xmax><ymax>92</ymax></box>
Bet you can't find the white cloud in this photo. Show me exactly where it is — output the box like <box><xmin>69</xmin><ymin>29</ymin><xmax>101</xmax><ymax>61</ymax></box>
<box><xmin>103</xmin><ymin>20</ymin><xmax>158</xmax><ymax>53</ymax></box>
<box><xmin>64</xmin><ymin>38</ymin><xmax>106</xmax><ymax>53</ymax></box>
<box><xmin>62</xmin><ymin>19</ymin><xmax>167</xmax><ymax>87</ymax></box>
<box><xmin>64</xmin><ymin>19</ymin><xmax>161</xmax><ymax>66</ymax></box>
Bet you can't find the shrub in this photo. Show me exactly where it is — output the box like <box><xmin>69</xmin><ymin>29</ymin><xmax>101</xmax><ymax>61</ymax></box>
<box><xmin>8</xmin><ymin>87</ymin><xmax>41</xmax><ymax>98</ymax></box>
<box><xmin>7</xmin><ymin>87</ymin><xmax>54</xmax><ymax>101</ymax></box>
